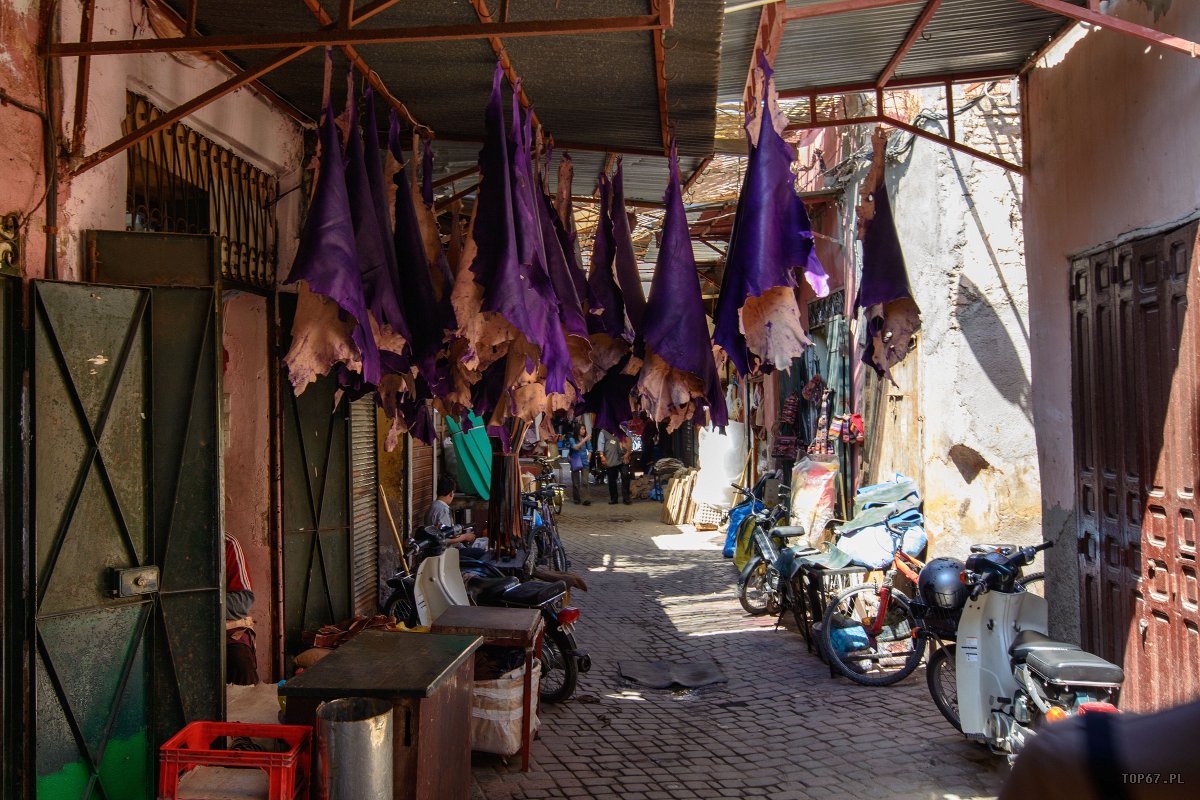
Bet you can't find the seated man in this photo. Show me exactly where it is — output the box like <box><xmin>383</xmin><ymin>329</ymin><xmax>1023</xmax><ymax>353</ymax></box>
<box><xmin>224</xmin><ymin>532</ymin><xmax>258</xmax><ymax>686</ymax></box>
<box><xmin>428</xmin><ymin>476</ymin><xmax>487</xmax><ymax>559</ymax></box>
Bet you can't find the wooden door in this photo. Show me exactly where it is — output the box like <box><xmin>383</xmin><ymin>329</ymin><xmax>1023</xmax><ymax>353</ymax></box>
<box><xmin>1071</xmin><ymin>221</ymin><xmax>1200</xmax><ymax>710</ymax></box>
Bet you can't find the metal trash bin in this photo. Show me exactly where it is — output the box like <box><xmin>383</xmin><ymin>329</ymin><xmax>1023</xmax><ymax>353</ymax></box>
<box><xmin>315</xmin><ymin>697</ymin><xmax>393</xmax><ymax>800</ymax></box>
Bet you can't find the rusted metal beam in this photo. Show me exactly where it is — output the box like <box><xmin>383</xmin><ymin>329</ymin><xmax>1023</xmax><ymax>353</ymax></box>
<box><xmin>1015</xmin><ymin>0</ymin><xmax>1200</xmax><ymax>58</ymax></box>
<box><xmin>339</xmin><ymin>0</ymin><xmax>355</xmax><ymax>30</ymax></box>
<box><xmin>650</xmin><ymin>0</ymin><xmax>673</xmax><ymax>155</ymax></box>
<box><xmin>71</xmin><ymin>46</ymin><xmax>313</xmax><ymax>176</ymax></box>
<box><xmin>436</xmin><ymin>182</ymin><xmax>481</xmax><ymax>211</ymax></box>
<box><xmin>782</xmin><ymin>0</ymin><xmax>922</xmax><ymax>23</ymax></box>
<box><xmin>470</xmin><ymin>0</ymin><xmax>548</xmax><ymax>145</ymax></box>
<box><xmin>186</xmin><ymin>0</ymin><xmax>199</xmax><ymax>35</ymax></box>
<box><xmin>71</xmin><ymin>0</ymin><xmax>409</xmax><ymax>176</ymax></box>
<box><xmin>944</xmin><ymin>79</ymin><xmax>955</xmax><ymax>143</ymax></box>
<box><xmin>681</xmin><ymin>155</ymin><xmax>713</xmax><ymax>197</ymax></box>
<box><xmin>779</xmin><ymin>68</ymin><xmax>1016</xmax><ymax>100</ymax></box>
<box><xmin>571</xmin><ymin>195</ymin><xmax>666</xmax><ymax>210</ymax></box>
<box><xmin>742</xmin><ymin>1</ymin><xmax>786</xmax><ymax>131</ymax></box>
<box><xmin>787</xmin><ymin>112</ymin><xmax>1024</xmax><ymax>173</ymax></box>
<box><xmin>437</xmin><ymin>133</ymin><xmax>669</xmax><ymax>160</ymax></box>
<box><xmin>70</xmin><ymin>0</ymin><xmax>96</xmax><ymax>155</ymax></box>
<box><xmin>45</xmin><ymin>13</ymin><xmax>669</xmax><ymax>57</ymax></box>
<box><xmin>432</xmin><ymin>166</ymin><xmax>479</xmax><ymax>190</ymax></box>
<box><xmin>147</xmin><ymin>0</ymin><xmax>302</xmax><ymax>121</ymax></box>
<box><xmin>876</xmin><ymin>0</ymin><xmax>942</xmax><ymax>88</ymax></box>
<box><xmin>300</xmin><ymin>0</ymin><xmax>430</xmax><ymax>136</ymax></box>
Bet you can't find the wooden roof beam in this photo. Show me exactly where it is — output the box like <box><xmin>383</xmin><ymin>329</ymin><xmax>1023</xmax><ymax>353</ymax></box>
<box><xmin>681</xmin><ymin>155</ymin><xmax>713</xmax><ymax>198</ymax></box>
<box><xmin>741</xmin><ymin>1</ymin><xmax>786</xmax><ymax>127</ymax></box>
<box><xmin>45</xmin><ymin>12</ymin><xmax>670</xmax><ymax>57</ymax></box>
<box><xmin>876</xmin><ymin>0</ymin><xmax>942</xmax><ymax>89</ymax></box>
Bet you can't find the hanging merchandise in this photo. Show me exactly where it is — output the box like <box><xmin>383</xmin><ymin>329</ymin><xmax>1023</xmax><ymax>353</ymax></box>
<box><xmin>449</xmin><ymin>62</ymin><xmax>574</xmax><ymax>424</ymax></box>
<box><xmin>713</xmin><ymin>55</ymin><xmax>829</xmax><ymax>377</ymax></box>
<box><xmin>854</xmin><ymin>129</ymin><xmax>921</xmax><ymax>382</ymax></box>
<box><xmin>537</xmin><ymin>174</ymin><xmax>594</xmax><ymax>397</ymax></box>
<box><xmin>283</xmin><ymin>63</ymin><xmax>379</xmax><ymax>394</ymax></box>
<box><xmin>610</xmin><ymin>159</ymin><xmax>647</xmax><ymax>335</ymax></box>
<box><xmin>554</xmin><ymin>153</ymin><xmax>590</xmax><ymax>303</ymax></box>
<box><xmin>635</xmin><ymin>140</ymin><xmax>729</xmax><ymax>432</ymax></box>
<box><xmin>584</xmin><ymin>173</ymin><xmax>634</xmax><ymax>376</ymax></box>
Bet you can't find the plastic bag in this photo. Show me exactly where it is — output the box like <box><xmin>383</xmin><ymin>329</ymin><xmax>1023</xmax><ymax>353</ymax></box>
<box><xmin>836</xmin><ymin>516</ymin><xmax>928</xmax><ymax>569</ymax></box>
<box><xmin>722</xmin><ymin>500</ymin><xmax>763</xmax><ymax>559</ymax></box>
<box><xmin>471</xmin><ymin>659</ymin><xmax>541</xmax><ymax>756</ymax></box>
<box><xmin>790</xmin><ymin>458</ymin><xmax>839</xmax><ymax>540</ymax></box>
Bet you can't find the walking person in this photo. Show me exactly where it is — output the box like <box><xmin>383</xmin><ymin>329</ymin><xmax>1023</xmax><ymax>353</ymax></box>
<box><xmin>599</xmin><ymin>429</ymin><xmax>632</xmax><ymax>505</ymax></box>
<box><xmin>565</xmin><ymin>421</ymin><xmax>593</xmax><ymax>505</ymax></box>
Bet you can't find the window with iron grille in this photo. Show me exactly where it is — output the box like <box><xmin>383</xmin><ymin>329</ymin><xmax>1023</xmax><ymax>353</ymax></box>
<box><xmin>124</xmin><ymin>92</ymin><xmax>279</xmax><ymax>289</ymax></box>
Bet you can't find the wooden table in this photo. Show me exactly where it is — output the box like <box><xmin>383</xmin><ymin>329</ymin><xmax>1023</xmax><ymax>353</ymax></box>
<box><xmin>279</xmin><ymin>631</ymin><xmax>482</xmax><ymax>800</ymax></box>
<box><xmin>431</xmin><ymin>607</ymin><xmax>545</xmax><ymax>772</ymax></box>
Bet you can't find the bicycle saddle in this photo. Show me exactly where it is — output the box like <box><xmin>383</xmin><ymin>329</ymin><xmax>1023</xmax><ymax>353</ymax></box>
<box><xmin>770</xmin><ymin>526</ymin><xmax>809</xmax><ymax>539</ymax></box>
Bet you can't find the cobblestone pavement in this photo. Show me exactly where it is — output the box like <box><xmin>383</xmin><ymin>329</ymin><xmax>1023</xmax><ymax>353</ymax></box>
<box><xmin>472</xmin><ymin>499</ymin><xmax>1005</xmax><ymax>800</ymax></box>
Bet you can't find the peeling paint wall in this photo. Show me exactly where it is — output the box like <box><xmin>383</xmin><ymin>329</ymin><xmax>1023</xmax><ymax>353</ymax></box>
<box><xmin>867</xmin><ymin>86</ymin><xmax>1042</xmax><ymax>561</ymax></box>
<box><xmin>1025</xmin><ymin>0</ymin><xmax>1200</xmax><ymax>642</ymax></box>
<box><xmin>0</xmin><ymin>0</ymin><xmax>305</xmax><ymax>280</ymax></box>
<box><xmin>222</xmin><ymin>292</ymin><xmax>272</xmax><ymax>681</ymax></box>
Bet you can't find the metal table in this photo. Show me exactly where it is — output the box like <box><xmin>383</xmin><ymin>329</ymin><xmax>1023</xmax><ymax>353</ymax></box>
<box><xmin>432</xmin><ymin>607</ymin><xmax>544</xmax><ymax>771</ymax></box>
<box><xmin>280</xmin><ymin>631</ymin><xmax>482</xmax><ymax>800</ymax></box>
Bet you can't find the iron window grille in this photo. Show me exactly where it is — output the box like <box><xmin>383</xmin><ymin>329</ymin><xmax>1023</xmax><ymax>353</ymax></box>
<box><xmin>124</xmin><ymin>92</ymin><xmax>279</xmax><ymax>289</ymax></box>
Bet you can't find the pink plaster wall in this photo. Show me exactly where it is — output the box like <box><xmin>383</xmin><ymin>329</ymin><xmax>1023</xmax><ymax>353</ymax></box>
<box><xmin>0</xmin><ymin>0</ymin><xmax>54</xmax><ymax>277</ymax></box>
<box><xmin>1024</xmin><ymin>0</ymin><xmax>1200</xmax><ymax>638</ymax></box>
<box><xmin>222</xmin><ymin>292</ymin><xmax>273</xmax><ymax>681</ymax></box>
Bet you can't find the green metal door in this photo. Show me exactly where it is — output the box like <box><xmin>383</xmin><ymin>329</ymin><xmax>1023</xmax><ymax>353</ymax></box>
<box><xmin>279</xmin><ymin>295</ymin><xmax>352</xmax><ymax>666</ymax></box>
<box><xmin>30</xmin><ymin>279</ymin><xmax>222</xmax><ymax>799</ymax></box>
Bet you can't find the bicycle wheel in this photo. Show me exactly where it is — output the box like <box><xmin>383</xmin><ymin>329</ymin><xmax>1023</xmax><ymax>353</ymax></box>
<box><xmin>540</xmin><ymin>628</ymin><xmax>579</xmax><ymax>704</ymax></box>
<box><xmin>381</xmin><ymin>588</ymin><xmax>417</xmax><ymax>628</ymax></box>
<box><xmin>738</xmin><ymin>561</ymin><xmax>772</xmax><ymax>616</ymax></box>
<box><xmin>820</xmin><ymin>583</ymin><xmax>923</xmax><ymax>686</ymax></box>
<box><xmin>926</xmin><ymin>643</ymin><xmax>962</xmax><ymax>731</ymax></box>
<box><xmin>531</xmin><ymin>525</ymin><xmax>567</xmax><ymax>572</ymax></box>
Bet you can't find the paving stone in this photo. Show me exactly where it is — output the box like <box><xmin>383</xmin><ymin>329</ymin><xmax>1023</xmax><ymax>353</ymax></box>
<box><xmin>472</xmin><ymin>501</ymin><xmax>1005</xmax><ymax>799</ymax></box>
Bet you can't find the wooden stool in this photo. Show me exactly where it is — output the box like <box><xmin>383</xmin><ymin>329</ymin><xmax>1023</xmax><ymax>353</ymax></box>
<box><xmin>432</xmin><ymin>607</ymin><xmax>545</xmax><ymax>771</ymax></box>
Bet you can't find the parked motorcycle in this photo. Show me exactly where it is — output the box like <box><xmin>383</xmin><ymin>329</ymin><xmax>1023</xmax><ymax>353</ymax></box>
<box><xmin>734</xmin><ymin>480</ymin><xmax>803</xmax><ymax>616</ymax></box>
<box><xmin>381</xmin><ymin>526</ymin><xmax>590</xmax><ymax>703</ymax></box>
<box><xmin>923</xmin><ymin>540</ymin><xmax>1124</xmax><ymax>757</ymax></box>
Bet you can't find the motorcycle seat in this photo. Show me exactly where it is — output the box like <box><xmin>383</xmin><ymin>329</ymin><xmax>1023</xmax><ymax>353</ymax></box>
<box><xmin>466</xmin><ymin>576</ymin><xmax>520</xmax><ymax>603</ymax></box>
<box><xmin>1026</xmin><ymin>648</ymin><xmax>1125</xmax><ymax>687</ymax></box>
<box><xmin>1009</xmin><ymin>630</ymin><xmax>1081</xmax><ymax>663</ymax></box>
<box><xmin>770</xmin><ymin>526</ymin><xmax>809</xmax><ymax>539</ymax></box>
<box><xmin>385</xmin><ymin>575</ymin><xmax>407</xmax><ymax>589</ymax></box>
<box><xmin>499</xmin><ymin>580</ymin><xmax>567</xmax><ymax>607</ymax></box>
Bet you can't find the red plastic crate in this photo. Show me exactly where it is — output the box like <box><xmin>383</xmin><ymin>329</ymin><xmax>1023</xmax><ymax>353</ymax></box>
<box><xmin>158</xmin><ymin>721</ymin><xmax>312</xmax><ymax>800</ymax></box>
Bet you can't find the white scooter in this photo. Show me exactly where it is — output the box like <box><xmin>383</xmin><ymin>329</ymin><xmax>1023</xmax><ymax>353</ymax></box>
<box><xmin>925</xmin><ymin>541</ymin><xmax>1124</xmax><ymax>758</ymax></box>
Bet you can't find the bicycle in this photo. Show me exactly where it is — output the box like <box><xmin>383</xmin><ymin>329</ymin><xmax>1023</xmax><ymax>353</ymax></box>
<box><xmin>820</xmin><ymin>512</ymin><xmax>1044</xmax><ymax>688</ymax></box>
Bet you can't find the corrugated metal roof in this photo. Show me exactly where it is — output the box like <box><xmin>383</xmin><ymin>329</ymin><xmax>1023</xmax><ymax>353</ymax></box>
<box><xmin>718</xmin><ymin>0</ymin><xmax>1082</xmax><ymax>101</ymax></box>
<box><xmin>164</xmin><ymin>0</ymin><xmax>722</xmax><ymax>158</ymax></box>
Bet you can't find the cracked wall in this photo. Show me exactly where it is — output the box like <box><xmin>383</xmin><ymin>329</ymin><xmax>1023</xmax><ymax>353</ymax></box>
<box><xmin>865</xmin><ymin>85</ymin><xmax>1042</xmax><ymax>562</ymax></box>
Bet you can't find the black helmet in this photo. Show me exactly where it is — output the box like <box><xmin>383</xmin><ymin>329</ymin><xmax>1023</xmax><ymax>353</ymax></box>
<box><xmin>919</xmin><ymin>557</ymin><xmax>967</xmax><ymax>610</ymax></box>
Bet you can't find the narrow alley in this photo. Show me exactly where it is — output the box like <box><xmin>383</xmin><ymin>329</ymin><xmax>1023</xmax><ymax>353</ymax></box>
<box><xmin>473</xmin><ymin>501</ymin><xmax>1003</xmax><ymax>800</ymax></box>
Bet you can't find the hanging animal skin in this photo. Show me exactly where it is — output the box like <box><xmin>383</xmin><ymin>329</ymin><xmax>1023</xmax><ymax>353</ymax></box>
<box><xmin>283</xmin><ymin>89</ymin><xmax>379</xmax><ymax>393</ymax></box>
<box><xmin>636</xmin><ymin>140</ymin><xmax>729</xmax><ymax>432</ymax></box>
<box><xmin>714</xmin><ymin>56</ymin><xmax>828</xmax><ymax>377</ymax></box>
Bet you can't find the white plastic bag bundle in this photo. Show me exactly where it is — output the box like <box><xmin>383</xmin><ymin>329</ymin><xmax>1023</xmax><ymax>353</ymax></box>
<box><xmin>471</xmin><ymin>659</ymin><xmax>541</xmax><ymax>756</ymax></box>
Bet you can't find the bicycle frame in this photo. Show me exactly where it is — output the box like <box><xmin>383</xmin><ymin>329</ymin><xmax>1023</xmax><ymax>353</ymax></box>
<box><xmin>861</xmin><ymin>529</ymin><xmax>925</xmax><ymax>638</ymax></box>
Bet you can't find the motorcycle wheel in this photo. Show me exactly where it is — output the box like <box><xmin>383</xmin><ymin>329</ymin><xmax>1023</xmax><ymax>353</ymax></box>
<box><xmin>926</xmin><ymin>643</ymin><xmax>962</xmax><ymax>732</ymax></box>
<box><xmin>540</xmin><ymin>628</ymin><xmax>579</xmax><ymax>704</ymax></box>
<box><xmin>820</xmin><ymin>584</ymin><xmax>923</xmax><ymax>686</ymax></box>
<box><xmin>738</xmin><ymin>562</ymin><xmax>772</xmax><ymax>616</ymax></box>
<box><xmin>1018</xmin><ymin>572</ymin><xmax>1045</xmax><ymax>594</ymax></box>
<box><xmin>381</xmin><ymin>588</ymin><xmax>418</xmax><ymax>628</ymax></box>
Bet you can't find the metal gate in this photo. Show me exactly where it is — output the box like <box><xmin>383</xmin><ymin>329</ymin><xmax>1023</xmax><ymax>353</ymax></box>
<box><xmin>1071</xmin><ymin>221</ymin><xmax>1200</xmax><ymax>711</ymax></box>
<box><xmin>29</xmin><ymin>278</ymin><xmax>222</xmax><ymax>798</ymax></box>
<box><xmin>349</xmin><ymin>397</ymin><xmax>379</xmax><ymax>617</ymax></box>
<box><xmin>279</xmin><ymin>296</ymin><xmax>352</xmax><ymax>665</ymax></box>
